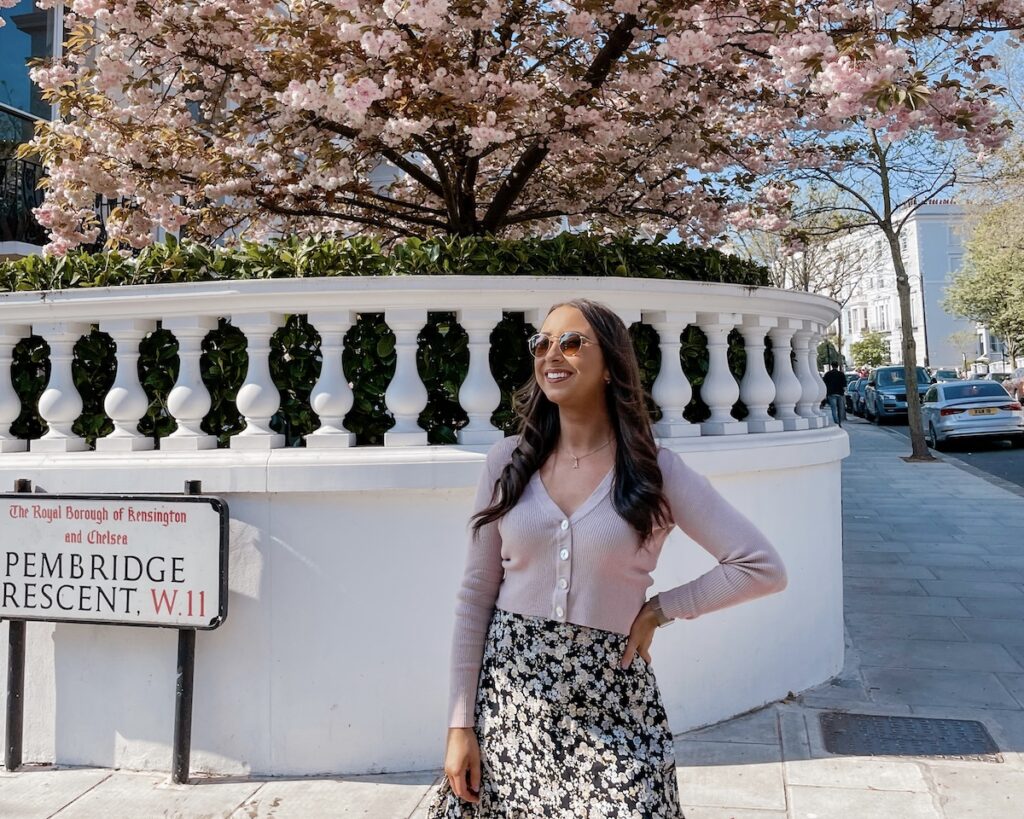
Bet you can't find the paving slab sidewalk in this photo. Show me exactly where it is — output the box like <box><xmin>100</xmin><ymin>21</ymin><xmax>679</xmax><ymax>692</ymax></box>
<box><xmin>4</xmin><ymin>418</ymin><xmax>1024</xmax><ymax>818</ymax></box>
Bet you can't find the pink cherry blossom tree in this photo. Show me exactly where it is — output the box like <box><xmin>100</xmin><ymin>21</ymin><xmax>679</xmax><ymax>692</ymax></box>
<box><xmin>22</xmin><ymin>1</ymin><xmax>1024</xmax><ymax>255</ymax></box>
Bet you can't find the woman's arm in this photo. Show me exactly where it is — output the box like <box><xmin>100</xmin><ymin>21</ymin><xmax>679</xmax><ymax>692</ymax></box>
<box><xmin>447</xmin><ymin>437</ymin><xmax>513</xmax><ymax>728</ymax></box>
<box><xmin>653</xmin><ymin>448</ymin><xmax>788</xmax><ymax>623</ymax></box>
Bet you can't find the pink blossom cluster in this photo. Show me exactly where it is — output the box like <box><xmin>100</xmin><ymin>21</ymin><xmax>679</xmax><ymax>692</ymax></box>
<box><xmin>22</xmin><ymin>0</ymin><xmax>1024</xmax><ymax>255</ymax></box>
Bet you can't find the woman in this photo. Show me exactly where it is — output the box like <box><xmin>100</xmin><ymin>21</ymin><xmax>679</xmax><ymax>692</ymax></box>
<box><xmin>427</xmin><ymin>298</ymin><xmax>788</xmax><ymax>817</ymax></box>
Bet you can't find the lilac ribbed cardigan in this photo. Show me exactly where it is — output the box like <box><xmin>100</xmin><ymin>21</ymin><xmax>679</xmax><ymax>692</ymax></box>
<box><xmin>448</xmin><ymin>433</ymin><xmax>788</xmax><ymax>728</ymax></box>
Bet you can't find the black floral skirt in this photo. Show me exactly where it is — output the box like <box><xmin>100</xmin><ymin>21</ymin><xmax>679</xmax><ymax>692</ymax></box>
<box><xmin>427</xmin><ymin>606</ymin><xmax>685</xmax><ymax>818</ymax></box>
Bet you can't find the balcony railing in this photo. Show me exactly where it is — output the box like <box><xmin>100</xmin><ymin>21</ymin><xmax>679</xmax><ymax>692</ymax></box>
<box><xmin>0</xmin><ymin>155</ymin><xmax>129</xmax><ymax>249</ymax></box>
<box><xmin>0</xmin><ymin>276</ymin><xmax>839</xmax><ymax>454</ymax></box>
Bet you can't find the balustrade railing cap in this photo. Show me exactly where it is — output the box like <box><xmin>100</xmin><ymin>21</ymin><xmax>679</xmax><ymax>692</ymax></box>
<box><xmin>0</xmin><ymin>276</ymin><xmax>839</xmax><ymax>326</ymax></box>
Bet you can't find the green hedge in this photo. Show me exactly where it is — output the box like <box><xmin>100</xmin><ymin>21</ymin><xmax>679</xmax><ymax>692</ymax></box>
<box><xmin>1</xmin><ymin>234</ymin><xmax>771</xmax><ymax>446</ymax></box>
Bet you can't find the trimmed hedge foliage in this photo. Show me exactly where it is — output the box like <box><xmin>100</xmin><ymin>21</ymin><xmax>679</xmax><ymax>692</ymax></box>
<box><xmin>0</xmin><ymin>234</ymin><xmax>772</xmax><ymax>447</ymax></box>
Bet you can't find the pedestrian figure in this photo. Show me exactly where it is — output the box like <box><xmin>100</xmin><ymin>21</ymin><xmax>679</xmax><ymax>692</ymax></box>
<box><xmin>823</xmin><ymin>361</ymin><xmax>847</xmax><ymax>426</ymax></box>
<box><xmin>428</xmin><ymin>299</ymin><xmax>789</xmax><ymax>817</ymax></box>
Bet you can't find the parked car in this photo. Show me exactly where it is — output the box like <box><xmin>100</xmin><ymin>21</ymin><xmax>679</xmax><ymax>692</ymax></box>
<box><xmin>930</xmin><ymin>368</ymin><xmax>960</xmax><ymax>383</ymax></box>
<box><xmin>982</xmin><ymin>372</ymin><xmax>1012</xmax><ymax>384</ymax></box>
<box><xmin>922</xmin><ymin>380</ymin><xmax>1024</xmax><ymax>450</ymax></box>
<box><xmin>845</xmin><ymin>377</ymin><xmax>863</xmax><ymax>414</ymax></box>
<box><xmin>864</xmin><ymin>365</ymin><xmax>932</xmax><ymax>424</ymax></box>
<box><xmin>848</xmin><ymin>378</ymin><xmax>869</xmax><ymax>417</ymax></box>
<box><xmin>1004</xmin><ymin>367</ymin><xmax>1024</xmax><ymax>401</ymax></box>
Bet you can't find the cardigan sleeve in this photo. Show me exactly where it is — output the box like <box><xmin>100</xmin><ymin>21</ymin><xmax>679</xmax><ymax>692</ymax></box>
<box><xmin>447</xmin><ymin>436</ymin><xmax>513</xmax><ymax>728</ymax></box>
<box><xmin>654</xmin><ymin>447</ymin><xmax>788</xmax><ymax>622</ymax></box>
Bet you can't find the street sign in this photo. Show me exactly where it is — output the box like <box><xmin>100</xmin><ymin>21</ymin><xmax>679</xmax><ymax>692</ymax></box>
<box><xmin>0</xmin><ymin>493</ymin><xmax>227</xmax><ymax>629</ymax></box>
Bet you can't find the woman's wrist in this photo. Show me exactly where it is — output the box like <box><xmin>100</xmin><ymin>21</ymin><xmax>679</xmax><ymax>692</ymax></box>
<box><xmin>646</xmin><ymin>594</ymin><xmax>673</xmax><ymax>628</ymax></box>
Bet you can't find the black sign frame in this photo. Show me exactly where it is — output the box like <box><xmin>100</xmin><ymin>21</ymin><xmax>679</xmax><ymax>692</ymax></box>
<box><xmin>0</xmin><ymin>492</ymin><xmax>229</xmax><ymax>630</ymax></box>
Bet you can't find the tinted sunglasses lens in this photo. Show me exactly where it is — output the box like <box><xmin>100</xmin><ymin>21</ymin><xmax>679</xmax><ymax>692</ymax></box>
<box><xmin>529</xmin><ymin>334</ymin><xmax>550</xmax><ymax>357</ymax></box>
<box><xmin>559</xmin><ymin>332</ymin><xmax>583</xmax><ymax>355</ymax></box>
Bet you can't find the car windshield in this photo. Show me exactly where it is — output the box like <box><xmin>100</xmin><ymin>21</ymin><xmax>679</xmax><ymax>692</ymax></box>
<box><xmin>934</xmin><ymin>370</ymin><xmax>957</xmax><ymax>378</ymax></box>
<box><xmin>875</xmin><ymin>367</ymin><xmax>929</xmax><ymax>387</ymax></box>
<box><xmin>942</xmin><ymin>383</ymin><xmax>1008</xmax><ymax>400</ymax></box>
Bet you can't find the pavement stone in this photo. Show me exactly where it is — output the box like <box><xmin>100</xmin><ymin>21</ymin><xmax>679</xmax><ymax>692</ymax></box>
<box><xmin>6</xmin><ymin>418</ymin><xmax>1024</xmax><ymax>818</ymax></box>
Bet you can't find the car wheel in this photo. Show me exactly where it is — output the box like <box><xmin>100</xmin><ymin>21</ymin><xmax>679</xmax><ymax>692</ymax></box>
<box><xmin>873</xmin><ymin>402</ymin><xmax>883</xmax><ymax>425</ymax></box>
<box><xmin>928</xmin><ymin>423</ymin><xmax>945</xmax><ymax>451</ymax></box>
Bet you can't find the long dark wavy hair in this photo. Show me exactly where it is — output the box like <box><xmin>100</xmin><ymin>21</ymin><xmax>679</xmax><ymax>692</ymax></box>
<box><xmin>469</xmin><ymin>298</ymin><xmax>672</xmax><ymax>552</ymax></box>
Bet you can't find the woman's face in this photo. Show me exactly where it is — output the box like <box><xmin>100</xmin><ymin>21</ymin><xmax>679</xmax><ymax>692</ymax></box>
<box><xmin>534</xmin><ymin>306</ymin><xmax>610</xmax><ymax>409</ymax></box>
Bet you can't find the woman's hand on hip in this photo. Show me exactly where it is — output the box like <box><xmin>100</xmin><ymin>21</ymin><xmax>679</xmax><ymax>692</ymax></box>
<box><xmin>619</xmin><ymin>604</ymin><xmax>659</xmax><ymax>669</ymax></box>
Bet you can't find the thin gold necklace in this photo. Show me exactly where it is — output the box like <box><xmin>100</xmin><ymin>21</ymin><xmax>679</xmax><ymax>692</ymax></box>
<box><xmin>559</xmin><ymin>435</ymin><xmax>613</xmax><ymax>469</ymax></box>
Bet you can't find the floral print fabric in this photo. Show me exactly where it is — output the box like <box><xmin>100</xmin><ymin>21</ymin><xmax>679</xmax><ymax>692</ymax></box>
<box><xmin>428</xmin><ymin>607</ymin><xmax>685</xmax><ymax>818</ymax></box>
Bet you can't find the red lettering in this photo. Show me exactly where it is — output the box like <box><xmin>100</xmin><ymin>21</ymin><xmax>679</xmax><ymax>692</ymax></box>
<box><xmin>151</xmin><ymin>589</ymin><xmax>177</xmax><ymax>614</ymax></box>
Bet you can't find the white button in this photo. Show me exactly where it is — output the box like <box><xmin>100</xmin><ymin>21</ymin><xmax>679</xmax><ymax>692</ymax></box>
<box><xmin>561</xmin><ymin>519</ymin><xmax>569</xmax><ymax>530</ymax></box>
<box><xmin>555</xmin><ymin>606</ymin><xmax>564</xmax><ymax>617</ymax></box>
<box><xmin>558</xmin><ymin>578</ymin><xmax>568</xmax><ymax>589</ymax></box>
<box><xmin>559</xmin><ymin>548</ymin><xmax>569</xmax><ymax>560</ymax></box>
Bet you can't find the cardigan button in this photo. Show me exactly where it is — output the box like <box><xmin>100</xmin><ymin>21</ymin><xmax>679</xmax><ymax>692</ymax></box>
<box><xmin>555</xmin><ymin>606</ymin><xmax>564</xmax><ymax>617</ymax></box>
<box><xmin>558</xmin><ymin>578</ymin><xmax>568</xmax><ymax>589</ymax></box>
<box><xmin>561</xmin><ymin>519</ymin><xmax>569</xmax><ymax>530</ymax></box>
<box><xmin>559</xmin><ymin>548</ymin><xmax>569</xmax><ymax>560</ymax></box>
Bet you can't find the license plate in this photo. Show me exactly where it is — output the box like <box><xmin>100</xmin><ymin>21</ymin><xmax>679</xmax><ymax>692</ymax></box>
<box><xmin>968</xmin><ymin>407</ymin><xmax>998</xmax><ymax>416</ymax></box>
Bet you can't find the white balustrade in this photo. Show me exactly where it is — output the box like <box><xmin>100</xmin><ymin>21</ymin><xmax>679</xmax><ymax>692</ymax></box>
<box><xmin>0</xmin><ymin>277</ymin><xmax>840</xmax><ymax>454</ymax></box>
<box><xmin>32</xmin><ymin>321</ymin><xmax>90</xmax><ymax>452</ymax></box>
<box><xmin>0</xmin><ymin>324</ymin><xmax>28</xmax><ymax>452</ymax></box>
<box><xmin>768</xmin><ymin>321</ymin><xmax>809</xmax><ymax>431</ymax></box>
<box><xmin>646</xmin><ymin>310</ymin><xmax>699</xmax><ymax>439</ymax></box>
<box><xmin>739</xmin><ymin>317</ymin><xmax>783</xmax><ymax>434</ymax></box>
<box><xmin>383</xmin><ymin>307</ymin><xmax>429</xmax><ymax>447</ymax></box>
<box><xmin>697</xmin><ymin>312</ymin><xmax>746</xmax><ymax>435</ymax></box>
<box><xmin>792</xmin><ymin>326</ymin><xmax>823</xmax><ymax>428</ymax></box>
<box><xmin>456</xmin><ymin>308</ymin><xmax>504</xmax><ymax>445</ymax></box>
<box><xmin>809</xmin><ymin>324</ymin><xmax>830</xmax><ymax>426</ymax></box>
<box><xmin>231</xmin><ymin>312</ymin><xmax>286</xmax><ymax>449</ymax></box>
<box><xmin>162</xmin><ymin>316</ymin><xmax>218</xmax><ymax>450</ymax></box>
<box><xmin>307</xmin><ymin>311</ymin><xmax>356</xmax><ymax>448</ymax></box>
<box><xmin>97</xmin><ymin>319</ymin><xmax>157</xmax><ymax>451</ymax></box>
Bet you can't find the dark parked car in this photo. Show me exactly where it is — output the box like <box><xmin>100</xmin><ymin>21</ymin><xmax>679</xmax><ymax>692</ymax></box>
<box><xmin>864</xmin><ymin>366</ymin><xmax>932</xmax><ymax>424</ymax></box>
<box><xmin>848</xmin><ymin>378</ymin><xmax>869</xmax><ymax>417</ymax></box>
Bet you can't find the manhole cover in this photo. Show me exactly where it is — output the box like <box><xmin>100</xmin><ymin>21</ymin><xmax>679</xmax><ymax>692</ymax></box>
<box><xmin>819</xmin><ymin>712</ymin><xmax>1002</xmax><ymax>761</ymax></box>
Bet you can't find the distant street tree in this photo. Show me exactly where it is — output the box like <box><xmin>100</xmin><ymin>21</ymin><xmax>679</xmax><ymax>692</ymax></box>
<box><xmin>946</xmin><ymin>329</ymin><xmax>980</xmax><ymax>375</ymax></box>
<box><xmin>850</xmin><ymin>331</ymin><xmax>890</xmax><ymax>368</ymax></box>
<box><xmin>944</xmin><ymin>202</ymin><xmax>1024</xmax><ymax>372</ymax></box>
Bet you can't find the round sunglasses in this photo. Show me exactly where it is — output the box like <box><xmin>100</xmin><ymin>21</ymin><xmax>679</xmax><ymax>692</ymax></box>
<box><xmin>527</xmin><ymin>331</ymin><xmax>596</xmax><ymax>358</ymax></box>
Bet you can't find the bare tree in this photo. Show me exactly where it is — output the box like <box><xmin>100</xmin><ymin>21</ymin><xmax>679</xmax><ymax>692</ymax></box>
<box><xmin>777</xmin><ymin>127</ymin><xmax>977</xmax><ymax>461</ymax></box>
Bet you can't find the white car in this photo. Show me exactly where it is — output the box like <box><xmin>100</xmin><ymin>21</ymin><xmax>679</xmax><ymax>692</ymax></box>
<box><xmin>922</xmin><ymin>380</ymin><xmax>1024</xmax><ymax>450</ymax></box>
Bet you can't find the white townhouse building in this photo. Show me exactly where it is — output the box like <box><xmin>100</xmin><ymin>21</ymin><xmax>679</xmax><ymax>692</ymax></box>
<box><xmin>832</xmin><ymin>200</ymin><xmax>982</xmax><ymax>371</ymax></box>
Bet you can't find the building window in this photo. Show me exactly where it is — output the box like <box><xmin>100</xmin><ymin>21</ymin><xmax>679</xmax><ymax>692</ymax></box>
<box><xmin>0</xmin><ymin>1</ymin><xmax>56</xmax><ymax>145</ymax></box>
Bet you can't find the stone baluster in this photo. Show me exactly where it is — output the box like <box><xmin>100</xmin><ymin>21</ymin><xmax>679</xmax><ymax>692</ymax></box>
<box><xmin>456</xmin><ymin>307</ymin><xmax>504</xmax><ymax>445</ymax></box>
<box><xmin>809</xmin><ymin>324</ymin><xmax>830</xmax><ymax>426</ymax></box>
<box><xmin>792</xmin><ymin>325</ymin><xmax>822</xmax><ymax>427</ymax></box>
<box><xmin>739</xmin><ymin>317</ymin><xmax>783</xmax><ymax>433</ymax></box>
<box><xmin>306</xmin><ymin>311</ymin><xmax>356</xmax><ymax>448</ymax></box>
<box><xmin>162</xmin><ymin>316</ymin><xmax>218</xmax><ymax>450</ymax></box>
<box><xmin>0</xmin><ymin>325</ymin><xmax>28</xmax><ymax>452</ymax></box>
<box><xmin>32</xmin><ymin>321</ymin><xmax>90</xmax><ymax>452</ymax></box>
<box><xmin>383</xmin><ymin>308</ymin><xmax>429</xmax><ymax>446</ymax></box>
<box><xmin>645</xmin><ymin>310</ymin><xmax>700</xmax><ymax>439</ymax></box>
<box><xmin>97</xmin><ymin>319</ymin><xmax>157</xmax><ymax>451</ymax></box>
<box><xmin>767</xmin><ymin>320</ymin><xmax>809</xmax><ymax>431</ymax></box>
<box><xmin>696</xmin><ymin>312</ymin><xmax>746</xmax><ymax>435</ymax></box>
<box><xmin>231</xmin><ymin>312</ymin><xmax>286</xmax><ymax>449</ymax></box>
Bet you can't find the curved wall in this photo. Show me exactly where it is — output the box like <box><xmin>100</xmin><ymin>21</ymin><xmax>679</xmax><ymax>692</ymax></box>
<box><xmin>0</xmin><ymin>427</ymin><xmax>847</xmax><ymax>775</ymax></box>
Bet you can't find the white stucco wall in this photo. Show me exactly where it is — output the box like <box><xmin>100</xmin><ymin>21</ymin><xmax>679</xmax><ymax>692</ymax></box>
<box><xmin>0</xmin><ymin>428</ymin><xmax>847</xmax><ymax>776</ymax></box>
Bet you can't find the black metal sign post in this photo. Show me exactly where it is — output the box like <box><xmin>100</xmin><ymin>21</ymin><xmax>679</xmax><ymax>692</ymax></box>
<box><xmin>0</xmin><ymin>479</ymin><xmax>227</xmax><ymax>782</ymax></box>
<box><xmin>4</xmin><ymin>477</ymin><xmax>31</xmax><ymax>772</ymax></box>
<box><xmin>172</xmin><ymin>479</ymin><xmax>202</xmax><ymax>785</ymax></box>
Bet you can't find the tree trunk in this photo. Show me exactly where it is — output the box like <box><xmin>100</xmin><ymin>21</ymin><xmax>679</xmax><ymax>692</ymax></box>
<box><xmin>886</xmin><ymin>229</ymin><xmax>934</xmax><ymax>460</ymax></box>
